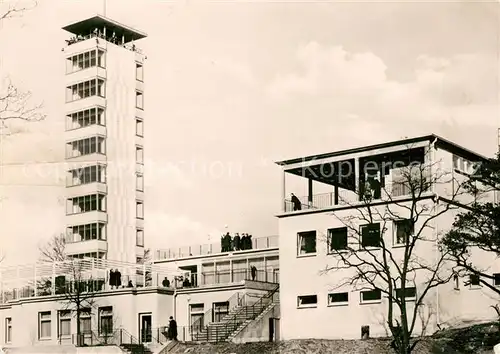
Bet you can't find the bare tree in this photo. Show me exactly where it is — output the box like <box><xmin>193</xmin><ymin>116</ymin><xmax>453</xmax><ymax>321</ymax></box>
<box><xmin>38</xmin><ymin>233</ymin><xmax>67</xmax><ymax>262</ymax></box>
<box><xmin>57</xmin><ymin>259</ymin><xmax>103</xmax><ymax>346</ymax></box>
<box><xmin>0</xmin><ymin>1</ymin><xmax>45</xmax><ymax>134</ymax></box>
<box><xmin>322</xmin><ymin>146</ymin><xmax>463</xmax><ymax>354</ymax></box>
<box><xmin>34</xmin><ymin>234</ymin><xmax>67</xmax><ymax>295</ymax></box>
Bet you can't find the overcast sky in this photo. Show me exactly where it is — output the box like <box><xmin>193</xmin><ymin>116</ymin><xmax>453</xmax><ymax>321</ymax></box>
<box><xmin>0</xmin><ymin>0</ymin><xmax>498</xmax><ymax>266</ymax></box>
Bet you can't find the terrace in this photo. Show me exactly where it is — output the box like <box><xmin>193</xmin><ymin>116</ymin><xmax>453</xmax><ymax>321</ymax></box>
<box><xmin>153</xmin><ymin>235</ymin><xmax>279</xmax><ymax>261</ymax></box>
<box><xmin>63</xmin><ymin>15</ymin><xmax>146</xmax><ymax>54</ymax></box>
<box><xmin>0</xmin><ymin>258</ymin><xmax>183</xmax><ymax>304</ymax></box>
<box><xmin>277</xmin><ymin>138</ymin><xmax>435</xmax><ymax>215</ymax></box>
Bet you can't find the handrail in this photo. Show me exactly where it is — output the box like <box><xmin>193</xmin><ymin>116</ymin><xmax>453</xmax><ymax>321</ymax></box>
<box><xmin>213</xmin><ymin>284</ymin><xmax>279</xmax><ymax>342</ymax></box>
<box><xmin>190</xmin><ymin>291</ymin><xmax>244</xmax><ymax>333</ymax></box>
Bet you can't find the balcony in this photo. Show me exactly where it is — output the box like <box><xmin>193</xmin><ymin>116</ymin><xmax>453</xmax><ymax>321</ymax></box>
<box><xmin>279</xmin><ymin>145</ymin><xmax>433</xmax><ymax>215</ymax></box>
<box><xmin>154</xmin><ymin>235</ymin><xmax>279</xmax><ymax>261</ymax></box>
<box><xmin>65</xmin><ymin>239</ymin><xmax>108</xmax><ymax>256</ymax></box>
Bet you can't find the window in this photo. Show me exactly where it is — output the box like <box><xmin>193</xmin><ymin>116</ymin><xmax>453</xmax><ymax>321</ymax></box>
<box><xmin>136</xmin><ymin>229</ymin><xmax>144</xmax><ymax>247</ymax></box>
<box><xmin>136</xmin><ymin>118</ymin><xmax>144</xmax><ymax>137</ymax></box>
<box><xmin>136</xmin><ymin>173</ymin><xmax>144</xmax><ymax>191</ymax></box>
<box><xmin>66</xmin><ymin>193</ymin><xmax>106</xmax><ymax>214</ymax></box>
<box><xmin>66</xmin><ymin>136</ymin><xmax>106</xmax><ymax>158</ymax></box>
<box><xmin>213</xmin><ymin>302</ymin><xmax>229</xmax><ymax>322</ymax></box>
<box><xmin>66</xmin><ymin>78</ymin><xmax>105</xmax><ymax>102</ymax></box>
<box><xmin>58</xmin><ymin>310</ymin><xmax>71</xmax><ymax>338</ymax></box>
<box><xmin>453</xmin><ymin>273</ymin><xmax>460</xmax><ymax>290</ymax></box>
<box><xmin>66</xmin><ymin>107</ymin><xmax>105</xmax><ymax>130</ymax></box>
<box><xmin>66</xmin><ymin>49</ymin><xmax>105</xmax><ymax>74</ymax></box>
<box><xmin>360</xmin><ymin>223</ymin><xmax>381</xmax><ymax>248</ymax></box>
<box><xmin>469</xmin><ymin>274</ymin><xmax>480</xmax><ymax>287</ymax></box>
<box><xmin>136</xmin><ymin>63</ymin><xmax>144</xmax><ymax>81</ymax></box>
<box><xmin>136</xmin><ymin>146</ymin><xmax>144</xmax><ymax>164</ymax></box>
<box><xmin>328</xmin><ymin>292</ymin><xmax>348</xmax><ymax>306</ymax></box>
<box><xmin>5</xmin><ymin>318</ymin><xmax>11</xmax><ymax>343</ymax></box>
<box><xmin>66</xmin><ymin>222</ymin><xmax>106</xmax><ymax>243</ymax></box>
<box><xmin>67</xmin><ymin>164</ymin><xmax>106</xmax><ymax>187</ymax></box>
<box><xmin>297</xmin><ymin>231</ymin><xmax>316</xmax><ymax>255</ymax></box>
<box><xmin>394</xmin><ymin>219</ymin><xmax>414</xmax><ymax>245</ymax></box>
<box><xmin>328</xmin><ymin>227</ymin><xmax>348</xmax><ymax>252</ymax></box>
<box><xmin>190</xmin><ymin>304</ymin><xmax>204</xmax><ymax>330</ymax></box>
<box><xmin>99</xmin><ymin>307</ymin><xmax>113</xmax><ymax>335</ymax></box>
<box><xmin>136</xmin><ymin>91</ymin><xmax>144</xmax><ymax>109</ymax></box>
<box><xmin>70</xmin><ymin>252</ymin><xmax>106</xmax><ymax>260</ymax></box>
<box><xmin>38</xmin><ymin>311</ymin><xmax>51</xmax><ymax>339</ymax></box>
<box><xmin>395</xmin><ymin>287</ymin><xmax>416</xmax><ymax>301</ymax></box>
<box><xmin>79</xmin><ymin>309</ymin><xmax>91</xmax><ymax>334</ymax></box>
<box><xmin>360</xmin><ymin>289</ymin><xmax>381</xmax><ymax>303</ymax></box>
<box><xmin>136</xmin><ymin>201</ymin><xmax>144</xmax><ymax>219</ymax></box>
<box><xmin>453</xmin><ymin>154</ymin><xmax>476</xmax><ymax>175</ymax></box>
<box><xmin>297</xmin><ymin>295</ymin><xmax>317</xmax><ymax>308</ymax></box>
<box><xmin>494</xmin><ymin>273</ymin><xmax>500</xmax><ymax>286</ymax></box>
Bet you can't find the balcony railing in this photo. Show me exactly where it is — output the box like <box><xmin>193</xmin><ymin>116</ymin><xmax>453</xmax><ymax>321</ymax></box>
<box><xmin>284</xmin><ymin>180</ymin><xmax>431</xmax><ymax>213</ymax></box>
<box><xmin>154</xmin><ymin>235</ymin><xmax>279</xmax><ymax>261</ymax></box>
<box><xmin>65</xmin><ymin>33</ymin><xmax>143</xmax><ymax>54</ymax></box>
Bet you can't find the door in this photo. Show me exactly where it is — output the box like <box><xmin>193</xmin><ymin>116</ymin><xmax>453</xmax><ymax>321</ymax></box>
<box><xmin>212</xmin><ymin>302</ymin><xmax>229</xmax><ymax>322</ymax></box>
<box><xmin>139</xmin><ymin>314</ymin><xmax>152</xmax><ymax>343</ymax></box>
<box><xmin>269</xmin><ymin>318</ymin><xmax>274</xmax><ymax>342</ymax></box>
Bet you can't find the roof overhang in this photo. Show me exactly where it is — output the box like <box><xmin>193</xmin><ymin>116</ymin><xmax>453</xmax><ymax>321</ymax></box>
<box><xmin>62</xmin><ymin>15</ymin><xmax>147</xmax><ymax>43</ymax></box>
<box><xmin>275</xmin><ymin>134</ymin><xmax>490</xmax><ymax>167</ymax></box>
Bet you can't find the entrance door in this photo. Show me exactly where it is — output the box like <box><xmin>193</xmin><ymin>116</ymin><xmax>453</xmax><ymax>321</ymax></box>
<box><xmin>139</xmin><ymin>314</ymin><xmax>152</xmax><ymax>343</ymax></box>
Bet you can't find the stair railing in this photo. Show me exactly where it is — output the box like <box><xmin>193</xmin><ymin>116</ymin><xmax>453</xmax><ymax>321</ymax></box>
<box><xmin>190</xmin><ymin>291</ymin><xmax>246</xmax><ymax>340</ymax></box>
<box><xmin>214</xmin><ymin>284</ymin><xmax>279</xmax><ymax>343</ymax></box>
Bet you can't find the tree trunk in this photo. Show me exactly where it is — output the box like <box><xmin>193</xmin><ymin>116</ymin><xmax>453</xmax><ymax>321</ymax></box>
<box><xmin>76</xmin><ymin>307</ymin><xmax>81</xmax><ymax>347</ymax></box>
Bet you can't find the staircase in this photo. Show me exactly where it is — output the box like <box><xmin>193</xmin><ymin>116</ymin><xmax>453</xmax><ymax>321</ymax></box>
<box><xmin>121</xmin><ymin>343</ymin><xmax>152</xmax><ymax>354</ymax></box>
<box><xmin>191</xmin><ymin>285</ymin><xmax>279</xmax><ymax>343</ymax></box>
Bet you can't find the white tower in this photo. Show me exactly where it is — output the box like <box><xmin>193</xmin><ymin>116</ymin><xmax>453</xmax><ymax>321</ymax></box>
<box><xmin>62</xmin><ymin>15</ymin><xmax>147</xmax><ymax>263</ymax></box>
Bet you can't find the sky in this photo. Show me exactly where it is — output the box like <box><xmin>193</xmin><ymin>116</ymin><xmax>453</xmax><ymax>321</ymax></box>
<box><xmin>0</xmin><ymin>0</ymin><xmax>498</xmax><ymax>266</ymax></box>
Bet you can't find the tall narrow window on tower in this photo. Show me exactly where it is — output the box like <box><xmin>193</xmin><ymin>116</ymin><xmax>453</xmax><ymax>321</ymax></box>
<box><xmin>136</xmin><ymin>63</ymin><xmax>144</xmax><ymax>81</ymax></box>
<box><xmin>136</xmin><ymin>173</ymin><xmax>144</xmax><ymax>191</ymax></box>
<box><xmin>136</xmin><ymin>90</ymin><xmax>144</xmax><ymax>109</ymax></box>
<box><xmin>136</xmin><ymin>146</ymin><xmax>144</xmax><ymax>164</ymax></box>
<box><xmin>136</xmin><ymin>118</ymin><xmax>144</xmax><ymax>137</ymax></box>
<box><xmin>136</xmin><ymin>201</ymin><xmax>144</xmax><ymax>219</ymax></box>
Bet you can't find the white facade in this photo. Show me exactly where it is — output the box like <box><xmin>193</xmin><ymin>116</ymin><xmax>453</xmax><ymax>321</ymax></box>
<box><xmin>276</xmin><ymin>135</ymin><xmax>499</xmax><ymax>341</ymax></box>
<box><xmin>62</xmin><ymin>15</ymin><xmax>147</xmax><ymax>263</ymax></box>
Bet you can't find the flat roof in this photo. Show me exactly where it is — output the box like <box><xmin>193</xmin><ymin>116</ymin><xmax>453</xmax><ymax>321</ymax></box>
<box><xmin>62</xmin><ymin>15</ymin><xmax>147</xmax><ymax>43</ymax></box>
<box><xmin>275</xmin><ymin>134</ymin><xmax>490</xmax><ymax>166</ymax></box>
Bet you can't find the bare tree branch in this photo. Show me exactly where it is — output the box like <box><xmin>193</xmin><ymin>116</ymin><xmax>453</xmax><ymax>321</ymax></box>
<box><xmin>0</xmin><ymin>2</ymin><xmax>45</xmax><ymax>135</ymax></box>
<box><xmin>38</xmin><ymin>233</ymin><xmax>67</xmax><ymax>262</ymax></box>
<box><xmin>0</xmin><ymin>0</ymin><xmax>37</xmax><ymax>21</ymax></box>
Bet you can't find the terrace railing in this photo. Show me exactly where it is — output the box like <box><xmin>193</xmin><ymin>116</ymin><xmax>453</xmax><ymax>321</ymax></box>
<box><xmin>284</xmin><ymin>179</ymin><xmax>432</xmax><ymax>213</ymax></box>
<box><xmin>154</xmin><ymin>235</ymin><xmax>279</xmax><ymax>261</ymax></box>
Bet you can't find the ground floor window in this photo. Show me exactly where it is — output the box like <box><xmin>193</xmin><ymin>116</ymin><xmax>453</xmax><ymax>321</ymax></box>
<box><xmin>58</xmin><ymin>310</ymin><xmax>72</xmax><ymax>338</ymax></box>
<box><xmin>99</xmin><ymin>307</ymin><xmax>113</xmax><ymax>335</ymax></box>
<box><xmin>5</xmin><ymin>318</ymin><xmax>12</xmax><ymax>343</ymax></box>
<box><xmin>190</xmin><ymin>304</ymin><xmax>205</xmax><ymax>330</ymax></box>
<box><xmin>38</xmin><ymin>311</ymin><xmax>52</xmax><ymax>339</ymax></box>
